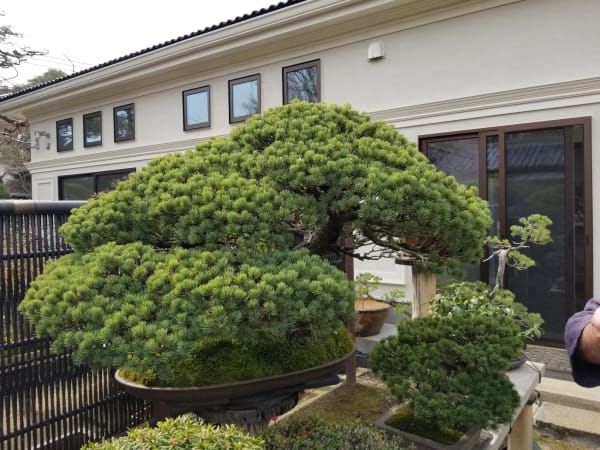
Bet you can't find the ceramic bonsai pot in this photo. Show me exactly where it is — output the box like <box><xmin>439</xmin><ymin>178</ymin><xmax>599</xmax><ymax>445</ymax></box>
<box><xmin>354</xmin><ymin>298</ymin><xmax>391</xmax><ymax>337</ymax></box>
<box><xmin>115</xmin><ymin>349</ymin><xmax>354</xmax><ymax>432</ymax></box>
<box><xmin>375</xmin><ymin>405</ymin><xmax>482</xmax><ymax>450</ymax></box>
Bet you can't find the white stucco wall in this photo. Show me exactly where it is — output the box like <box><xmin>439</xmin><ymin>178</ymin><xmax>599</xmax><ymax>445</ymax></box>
<box><xmin>13</xmin><ymin>0</ymin><xmax>600</xmax><ymax>295</ymax></box>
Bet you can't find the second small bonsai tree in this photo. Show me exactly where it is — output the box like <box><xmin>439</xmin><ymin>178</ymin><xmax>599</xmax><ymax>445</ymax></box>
<box><xmin>371</xmin><ymin>314</ymin><xmax>522</xmax><ymax>446</ymax></box>
<box><xmin>430</xmin><ymin>213</ymin><xmax>550</xmax><ymax>353</ymax></box>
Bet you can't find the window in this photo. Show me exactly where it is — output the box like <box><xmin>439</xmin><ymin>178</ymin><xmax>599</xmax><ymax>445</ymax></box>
<box><xmin>229</xmin><ymin>74</ymin><xmax>260</xmax><ymax>123</ymax></box>
<box><xmin>283</xmin><ymin>60</ymin><xmax>320</xmax><ymax>104</ymax></box>
<box><xmin>59</xmin><ymin>169</ymin><xmax>135</xmax><ymax>200</ymax></box>
<box><xmin>183</xmin><ymin>86</ymin><xmax>210</xmax><ymax>130</ymax></box>
<box><xmin>114</xmin><ymin>104</ymin><xmax>135</xmax><ymax>142</ymax></box>
<box><xmin>56</xmin><ymin>118</ymin><xmax>73</xmax><ymax>151</ymax></box>
<box><xmin>83</xmin><ymin>111</ymin><xmax>102</xmax><ymax>147</ymax></box>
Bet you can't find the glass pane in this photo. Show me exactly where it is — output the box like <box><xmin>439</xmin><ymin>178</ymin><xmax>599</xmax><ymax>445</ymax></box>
<box><xmin>84</xmin><ymin>113</ymin><xmax>102</xmax><ymax>146</ymax></box>
<box><xmin>232</xmin><ymin>79</ymin><xmax>258</xmax><ymax>118</ymax></box>
<box><xmin>572</xmin><ymin>125</ymin><xmax>586</xmax><ymax>312</ymax></box>
<box><xmin>57</xmin><ymin>120</ymin><xmax>73</xmax><ymax>151</ymax></box>
<box><xmin>185</xmin><ymin>90</ymin><xmax>209</xmax><ymax>127</ymax></box>
<box><xmin>486</xmin><ymin>135</ymin><xmax>500</xmax><ymax>282</ymax></box>
<box><xmin>505</xmin><ymin>128</ymin><xmax>565</xmax><ymax>340</ymax></box>
<box><xmin>427</xmin><ymin>138</ymin><xmax>479</xmax><ymax>187</ymax></box>
<box><xmin>286</xmin><ymin>66</ymin><xmax>318</xmax><ymax>103</ymax></box>
<box><xmin>114</xmin><ymin>105</ymin><xmax>134</xmax><ymax>141</ymax></box>
<box><xmin>426</xmin><ymin>137</ymin><xmax>480</xmax><ymax>281</ymax></box>
<box><xmin>97</xmin><ymin>171</ymin><xmax>131</xmax><ymax>193</ymax></box>
<box><xmin>60</xmin><ymin>176</ymin><xmax>94</xmax><ymax>200</ymax></box>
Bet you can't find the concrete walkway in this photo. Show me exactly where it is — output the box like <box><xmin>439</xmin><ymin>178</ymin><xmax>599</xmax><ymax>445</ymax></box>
<box><xmin>526</xmin><ymin>345</ymin><xmax>600</xmax><ymax>448</ymax></box>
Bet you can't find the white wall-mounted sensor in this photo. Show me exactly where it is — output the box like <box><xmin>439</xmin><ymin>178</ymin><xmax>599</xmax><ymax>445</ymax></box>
<box><xmin>368</xmin><ymin>41</ymin><xmax>385</xmax><ymax>61</ymax></box>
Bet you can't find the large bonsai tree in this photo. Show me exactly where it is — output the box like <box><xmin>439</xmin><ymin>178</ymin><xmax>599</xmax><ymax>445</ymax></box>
<box><xmin>19</xmin><ymin>102</ymin><xmax>491</xmax><ymax>386</ymax></box>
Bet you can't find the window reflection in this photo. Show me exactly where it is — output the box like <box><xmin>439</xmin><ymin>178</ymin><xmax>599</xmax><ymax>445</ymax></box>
<box><xmin>283</xmin><ymin>60</ymin><xmax>320</xmax><ymax>104</ymax></box>
<box><xmin>56</xmin><ymin>118</ymin><xmax>73</xmax><ymax>151</ymax></box>
<box><xmin>229</xmin><ymin>75</ymin><xmax>260</xmax><ymax>123</ymax></box>
<box><xmin>114</xmin><ymin>104</ymin><xmax>135</xmax><ymax>142</ymax></box>
<box><xmin>183</xmin><ymin>87</ymin><xmax>210</xmax><ymax>130</ymax></box>
<box><xmin>59</xmin><ymin>170</ymin><xmax>134</xmax><ymax>200</ymax></box>
<box><xmin>83</xmin><ymin>112</ymin><xmax>102</xmax><ymax>147</ymax></box>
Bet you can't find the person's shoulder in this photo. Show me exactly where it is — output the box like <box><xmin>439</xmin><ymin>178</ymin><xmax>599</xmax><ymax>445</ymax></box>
<box><xmin>583</xmin><ymin>298</ymin><xmax>600</xmax><ymax>311</ymax></box>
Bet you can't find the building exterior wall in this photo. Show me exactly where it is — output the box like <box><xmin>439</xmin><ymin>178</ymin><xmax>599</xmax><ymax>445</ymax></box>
<box><xmin>2</xmin><ymin>0</ymin><xmax>599</xmax><ymax>298</ymax></box>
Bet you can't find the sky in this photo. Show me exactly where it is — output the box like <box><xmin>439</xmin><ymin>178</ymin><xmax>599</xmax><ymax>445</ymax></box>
<box><xmin>1</xmin><ymin>0</ymin><xmax>278</xmax><ymax>87</ymax></box>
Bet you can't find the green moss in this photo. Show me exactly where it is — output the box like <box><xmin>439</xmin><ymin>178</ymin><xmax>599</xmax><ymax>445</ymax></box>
<box><xmin>121</xmin><ymin>327</ymin><xmax>353</xmax><ymax>387</ymax></box>
<box><xmin>385</xmin><ymin>404</ymin><xmax>464</xmax><ymax>445</ymax></box>
<box><xmin>284</xmin><ymin>380</ymin><xmax>395</xmax><ymax>425</ymax></box>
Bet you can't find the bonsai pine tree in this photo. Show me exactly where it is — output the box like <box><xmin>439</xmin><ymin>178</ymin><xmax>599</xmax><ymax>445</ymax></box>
<box><xmin>371</xmin><ymin>315</ymin><xmax>521</xmax><ymax>440</ymax></box>
<box><xmin>19</xmin><ymin>102</ymin><xmax>491</xmax><ymax>387</ymax></box>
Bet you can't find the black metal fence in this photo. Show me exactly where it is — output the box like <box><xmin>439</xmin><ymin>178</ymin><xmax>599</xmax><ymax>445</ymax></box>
<box><xmin>0</xmin><ymin>201</ymin><xmax>150</xmax><ymax>450</ymax></box>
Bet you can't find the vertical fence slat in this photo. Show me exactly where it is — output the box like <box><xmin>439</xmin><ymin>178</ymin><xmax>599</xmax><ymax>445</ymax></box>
<box><xmin>0</xmin><ymin>201</ymin><xmax>150</xmax><ymax>450</ymax></box>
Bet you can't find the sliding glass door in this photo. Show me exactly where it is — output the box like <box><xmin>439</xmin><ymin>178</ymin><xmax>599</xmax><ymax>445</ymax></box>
<box><xmin>422</xmin><ymin>118</ymin><xmax>592</xmax><ymax>342</ymax></box>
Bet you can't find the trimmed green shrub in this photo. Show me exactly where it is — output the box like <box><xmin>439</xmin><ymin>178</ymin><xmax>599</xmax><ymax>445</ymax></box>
<box><xmin>82</xmin><ymin>415</ymin><xmax>264</xmax><ymax>449</ymax></box>
<box><xmin>261</xmin><ymin>416</ymin><xmax>407</xmax><ymax>449</ymax></box>
<box><xmin>21</xmin><ymin>242</ymin><xmax>353</xmax><ymax>386</ymax></box>
<box><xmin>370</xmin><ymin>315</ymin><xmax>521</xmax><ymax>435</ymax></box>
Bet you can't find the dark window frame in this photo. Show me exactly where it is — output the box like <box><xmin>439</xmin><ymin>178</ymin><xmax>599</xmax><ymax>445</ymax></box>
<box><xmin>182</xmin><ymin>86</ymin><xmax>211</xmax><ymax>130</ymax></box>
<box><xmin>282</xmin><ymin>59</ymin><xmax>321</xmax><ymax>104</ymax></box>
<box><xmin>83</xmin><ymin>111</ymin><xmax>102</xmax><ymax>147</ymax></box>
<box><xmin>228</xmin><ymin>74</ymin><xmax>261</xmax><ymax>123</ymax></box>
<box><xmin>58</xmin><ymin>168</ymin><xmax>136</xmax><ymax>200</ymax></box>
<box><xmin>56</xmin><ymin>118</ymin><xmax>74</xmax><ymax>152</ymax></box>
<box><xmin>113</xmin><ymin>103</ymin><xmax>135</xmax><ymax>142</ymax></box>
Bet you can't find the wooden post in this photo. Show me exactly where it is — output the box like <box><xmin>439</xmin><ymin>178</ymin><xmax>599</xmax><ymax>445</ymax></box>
<box><xmin>344</xmin><ymin>237</ymin><xmax>357</xmax><ymax>384</ymax></box>
<box><xmin>507</xmin><ymin>403</ymin><xmax>533</xmax><ymax>449</ymax></box>
<box><xmin>411</xmin><ymin>267</ymin><xmax>436</xmax><ymax>318</ymax></box>
<box><xmin>346</xmin><ymin>317</ymin><xmax>357</xmax><ymax>385</ymax></box>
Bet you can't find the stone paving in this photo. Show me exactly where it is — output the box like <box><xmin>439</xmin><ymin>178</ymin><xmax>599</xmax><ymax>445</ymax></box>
<box><xmin>525</xmin><ymin>344</ymin><xmax>572</xmax><ymax>380</ymax></box>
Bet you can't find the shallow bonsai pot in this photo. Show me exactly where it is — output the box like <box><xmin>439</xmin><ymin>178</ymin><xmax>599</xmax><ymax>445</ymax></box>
<box><xmin>508</xmin><ymin>352</ymin><xmax>528</xmax><ymax>370</ymax></box>
<box><xmin>354</xmin><ymin>298</ymin><xmax>391</xmax><ymax>337</ymax></box>
<box><xmin>375</xmin><ymin>405</ymin><xmax>482</xmax><ymax>450</ymax></box>
<box><xmin>115</xmin><ymin>349</ymin><xmax>354</xmax><ymax>425</ymax></box>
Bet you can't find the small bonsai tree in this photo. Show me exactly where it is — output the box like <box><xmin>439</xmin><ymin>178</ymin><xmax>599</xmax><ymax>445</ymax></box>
<box><xmin>354</xmin><ymin>273</ymin><xmax>405</xmax><ymax>305</ymax></box>
<box><xmin>19</xmin><ymin>102</ymin><xmax>491</xmax><ymax>387</ymax></box>
<box><xmin>430</xmin><ymin>213</ymin><xmax>550</xmax><ymax>348</ymax></box>
<box><xmin>485</xmin><ymin>213</ymin><xmax>552</xmax><ymax>295</ymax></box>
<box><xmin>370</xmin><ymin>315</ymin><xmax>521</xmax><ymax>442</ymax></box>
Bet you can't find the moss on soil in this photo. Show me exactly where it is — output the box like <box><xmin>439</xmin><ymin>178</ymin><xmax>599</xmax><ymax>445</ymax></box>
<box><xmin>284</xmin><ymin>372</ymin><xmax>395</xmax><ymax>425</ymax></box>
<box><xmin>384</xmin><ymin>404</ymin><xmax>464</xmax><ymax>445</ymax></box>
